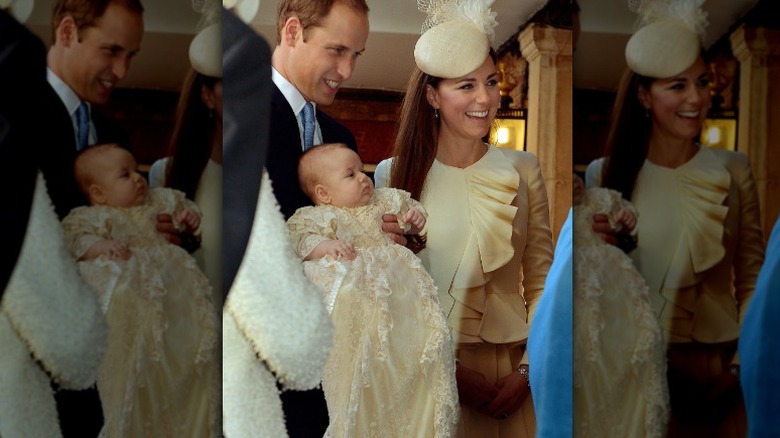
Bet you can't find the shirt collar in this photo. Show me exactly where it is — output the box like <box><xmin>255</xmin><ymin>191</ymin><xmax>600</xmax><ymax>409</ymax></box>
<box><xmin>47</xmin><ymin>68</ymin><xmax>88</xmax><ymax>116</ymax></box>
<box><xmin>271</xmin><ymin>67</ymin><xmax>316</xmax><ymax>116</ymax></box>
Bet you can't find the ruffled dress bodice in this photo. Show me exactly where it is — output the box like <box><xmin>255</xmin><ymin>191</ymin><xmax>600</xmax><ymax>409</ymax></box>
<box><xmin>631</xmin><ymin>148</ymin><xmax>731</xmax><ymax>337</ymax></box>
<box><xmin>418</xmin><ymin>146</ymin><xmax>524</xmax><ymax>345</ymax></box>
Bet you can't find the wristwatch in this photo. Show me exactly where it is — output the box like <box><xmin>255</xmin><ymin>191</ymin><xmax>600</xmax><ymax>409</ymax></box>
<box><xmin>729</xmin><ymin>364</ymin><xmax>740</xmax><ymax>382</ymax></box>
<box><xmin>517</xmin><ymin>364</ymin><xmax>530</xmax><ymax>387</ymax></box>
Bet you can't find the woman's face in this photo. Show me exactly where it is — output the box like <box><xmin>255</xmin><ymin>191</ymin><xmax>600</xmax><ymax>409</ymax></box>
<box><xmin>638</xmin><ymin>57</ymin><xmax>712</xmax><ymax>142</ymax></box>
<box><xmin>426</xmin><ymin>56</ymin><xmax>500</xmax><ymax>142</ymax></box>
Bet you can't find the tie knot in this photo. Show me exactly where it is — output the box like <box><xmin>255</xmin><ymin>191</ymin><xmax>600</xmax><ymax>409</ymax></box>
<box><xmin>302</xmin><ymin>102</ymin><xmax>316</xmax><ymax>151</ymax></box>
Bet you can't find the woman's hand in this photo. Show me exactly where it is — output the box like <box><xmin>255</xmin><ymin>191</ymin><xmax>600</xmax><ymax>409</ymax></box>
<box><xmin>483</xmin><ymin>367</ymin><xmax>531</xmax><ymax>419</ymax></box>
<box><xmin>456</xmin><ymin>363</ymin><xmax>499</xmax><ymax>412</ymax></box>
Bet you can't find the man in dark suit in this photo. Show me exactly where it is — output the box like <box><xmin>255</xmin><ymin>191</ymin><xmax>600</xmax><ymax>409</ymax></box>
<box><xmin>43</xmin><ymin>1</ymin><xmax>144</xmax><ymax>436</ymax></box>
<box><xmin>44</xmin><ymin>0</ymin><xmax>144</xmax><ymax>219</ymax></box>
<box><xmin>267</xmin><ymin>0</ymin><xmax>369</xmax><ymax>220</ymax></box>
<box><xmin>267</xmin><ymin>1</ymin><xmax>369</xmax><ymax>436</ymax></box>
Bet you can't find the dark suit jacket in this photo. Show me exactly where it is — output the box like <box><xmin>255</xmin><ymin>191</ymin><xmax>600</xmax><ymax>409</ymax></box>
<box><xmin>266</xmin><ymin>83</ymin><xmax>356</xmax><ymax>438</ymax></box>
<box><xmin>266</xmin><ymin>84</ymin><xmax>357</xmax><ymax>219</ymax></box>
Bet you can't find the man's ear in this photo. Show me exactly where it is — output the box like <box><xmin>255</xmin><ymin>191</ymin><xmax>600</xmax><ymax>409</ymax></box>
<box><xmin>56</xmin><ymin>16</ymin><xmax>78</xmax><ymax>47</ymax></box>
<box><xmin>88</xmin><ymin>184</ymin><xmax>106</xmax><ymax>205</ymax></box>
<box><xmin>281</xmin><ymin>16</ymin><xmax>303</xmax><ymax>47</ymax></box>
<box><xmin>314</xmin><ymin>184</ymin><xmax>331</xmax><ymax>205</ymax></box>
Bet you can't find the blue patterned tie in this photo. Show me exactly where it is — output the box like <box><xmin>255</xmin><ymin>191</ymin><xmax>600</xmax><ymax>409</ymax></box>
<box><xmin>76</xmin><ymin>101</ymin><xmax>90</xmax><ymax>150</ymax></box>
<box><xmin>301</xmin><ymin>101</ymin><xmax>315</xmax><ymax>150</ymax></box>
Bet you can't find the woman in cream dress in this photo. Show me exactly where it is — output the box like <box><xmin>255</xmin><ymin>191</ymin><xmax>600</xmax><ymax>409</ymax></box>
<box><xmin>376</xmin><ymin>29</ymin><xmax>553</xmax><ymax>435</ymax></box>
<box><xmin>585</xmin><ymin>3</ymin><xmax>764</xmax><ymax>435</ymax></box>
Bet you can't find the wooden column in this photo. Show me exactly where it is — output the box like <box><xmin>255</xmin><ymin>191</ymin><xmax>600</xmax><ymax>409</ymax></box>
<box><xmin>731</xmin><ymin>26</ymin><xmax>780</xmax><ymax>239</ymax></box>
<box><xmin>519</xmin><ymin>24</ymin><xmax>573</xmax><ymax>243</ymax></box>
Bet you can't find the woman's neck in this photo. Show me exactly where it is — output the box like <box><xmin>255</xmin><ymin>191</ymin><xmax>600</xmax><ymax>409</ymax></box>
<box><xmin>646</xmin><ymin>133</ymin><xmax>699</xmax><ymax>169</ymax></box>
<box><xmin>435</xmin><ymin>130</ymin><xmax>487</xmax><ymax>168</ymax></box>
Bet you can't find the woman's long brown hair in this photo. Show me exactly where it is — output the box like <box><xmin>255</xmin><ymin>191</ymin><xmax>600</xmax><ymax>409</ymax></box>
<box><xmin>165</xmin><ymin>68</ymin><xmax>220</xmax><ymax>200</ymax></box>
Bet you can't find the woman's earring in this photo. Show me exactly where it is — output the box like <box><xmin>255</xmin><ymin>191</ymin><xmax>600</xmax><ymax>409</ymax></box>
<box><xmin>434</xmin><ymin>108</ymin><xmax>439</xmax><ymax>119</ymax></box>
<box><xmin>644</xmin><ymin>108</ymin><xmax>650</xmax><ymax>119</ymax></box>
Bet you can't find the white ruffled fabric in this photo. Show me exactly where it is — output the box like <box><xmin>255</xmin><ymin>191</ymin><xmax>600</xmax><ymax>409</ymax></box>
<box><xmin>0</xmin><ymin>173</ymin><xmax>107</xmax><ymax>438</ymax></box>
<box><xmin>223</xmin><ymin>170</ymin><xmax>334</xmax><ymax>438</ymax></box>
<box><xmin>573</xmin><ymin>187</ymin><xmax>669</xmax><ymax>438</ymax></box>
<box><xmin>61</xmin><ymin>188</ymin><xmax>219</xmax><ymax>438</ymax></box>
<box><xmin>286</xmin><ymin>188</ymin><xmax>459</xmax><ymax>438</ymax></box>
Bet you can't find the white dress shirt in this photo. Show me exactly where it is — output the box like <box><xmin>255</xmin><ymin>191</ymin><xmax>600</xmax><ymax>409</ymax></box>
<box><xmin>271</xmin><ymin>67</ymin><xmax>323</xmax><ymax>149</ymax></box>
<box><xmin>46</xmin><ymin>68</ymin><xmax>96</xmax><ymax>148</ymax></box>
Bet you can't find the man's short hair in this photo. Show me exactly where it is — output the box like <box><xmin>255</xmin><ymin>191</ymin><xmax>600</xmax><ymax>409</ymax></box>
<box><xmin>275</xmin><ymin>0</ymin><xmax>368</xmax><ymax>46</ymax></box>
<box><xmin>51</xmin><ymin>0</ymin><xmax>144</xmax><ymax>43</ymax></box>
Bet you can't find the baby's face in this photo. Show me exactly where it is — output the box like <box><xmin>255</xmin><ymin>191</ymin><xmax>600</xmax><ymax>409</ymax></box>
<box><xmin>318</xmin><ymin>148</ymin><xmax>374</xmax><ymax>208</ymax></box>
<box><xmin>92</xmin><ymin>147</ymin><xmax>148</xmax><ymax>207</ymax></box>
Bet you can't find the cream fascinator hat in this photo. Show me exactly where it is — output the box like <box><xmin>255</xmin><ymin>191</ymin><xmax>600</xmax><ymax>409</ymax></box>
<box><xmin>414</xmin><ymin>0</ymin><xmax>498</xmax><ymax>78</ymax></box>
<box><xmin>625</xmin><ymin>0</ymin><xmax>709</xmax><ymax>78</ymax></box>
<box><xmin>190</xmin><ymin>0</ymin><xmax>223</xmax><ymax>78</ymax></box>
<box><xmin>1</xmin><ymin>0</ymin><xmax>34</xmax><ymax>23</ymax></box>
<box><xmin>223</xmin><ymin>0</ymin><xmax>259</xmax><ymax>24</ymax></box>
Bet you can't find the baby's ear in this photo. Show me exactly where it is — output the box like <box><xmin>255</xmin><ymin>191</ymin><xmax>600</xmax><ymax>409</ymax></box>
<box><xmin>314</xmin><ymin>184</ymin><xmax>331</xmax><ymax>205</ymax></box>
<box><xmin>88</xmin><ymin>184</ymin><xmax>106</xmax><ymax>205</ymax></box>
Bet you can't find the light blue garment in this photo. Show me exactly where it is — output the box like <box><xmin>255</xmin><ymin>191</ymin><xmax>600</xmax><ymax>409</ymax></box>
<box><xmin>528</xmin><ymin>208</ymin><xmax>573</xmax><ymax>438</ymax></box>
<box><xmin>741</xmin><ymin>215</ymin><xmax>780</xmax><ymax>438</ymax></box>
<box><xmin>301</xmin><ymin>101</ymin><xmax>315</xmax><ymax>151</ymax></box>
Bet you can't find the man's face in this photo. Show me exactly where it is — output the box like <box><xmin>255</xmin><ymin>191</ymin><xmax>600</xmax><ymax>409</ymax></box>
<box><xmin>285</xmin><ymin>3</ymin><xmax>369</xmax><ymax>105</ymax></box>
<box><xmin>60</xmin><ymin>3</ymin><xmax>143</xmax><ymax>104</ymax></box>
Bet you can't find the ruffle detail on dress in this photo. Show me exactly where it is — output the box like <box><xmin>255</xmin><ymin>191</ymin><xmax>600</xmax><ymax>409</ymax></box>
<box><xmin>662</xmin><ymin>148</ymin><xmax>730</xmax><ymax>291</ymax></box>
<box><xmin>464</xmin><ymin>148</ymin><xmax>519</xmax><ymax>274</ymax></box>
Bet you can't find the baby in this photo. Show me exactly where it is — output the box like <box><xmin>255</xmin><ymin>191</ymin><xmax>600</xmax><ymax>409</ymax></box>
<box><xmin>286</xmin><ymin>143</ymin><xmax>459</xmax><ymax>437</ymax></box>
<box><xmin>572</xmin><ymin>173</ymin><xmax>668</xmax><ymax>437</ymax></box>
<box><xmin>61</xmin><ymin>144</ymin><xmax>218</xmax><ymax>437</ymax></box>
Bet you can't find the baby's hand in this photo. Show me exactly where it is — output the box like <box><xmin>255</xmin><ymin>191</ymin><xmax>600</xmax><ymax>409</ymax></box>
<box><xmin>402</xmin><ymin>208</ymin><xmax>426</xmax><ymax>235</ymax></box>
<box><xmin>611</xmin><ymin>208</ymin><xmax>637</xmax><ymax>233</ymax></box>
<box><xmin>82</xmin><ymin>239</ymin><xmax>131</xmax><ymax>261</ymax></box>
<box><xmin>307</xmin><ymin>239</ymin><xmax>356</xmax><ymax>261</ymax></box>
<box><xmin>176</xmin><ymin>209</ymin><xmax>200</xmax><ymax>233</ymax></box>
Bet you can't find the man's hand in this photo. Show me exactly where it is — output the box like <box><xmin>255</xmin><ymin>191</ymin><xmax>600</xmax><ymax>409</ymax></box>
<box><xmin>381</xmin><ymin>214</ymin><xmax>407</xmax><ymax>245</ymax></box>
<box><xmin>593</xmin><ymin>213</ymin><xmax>637</xmax><ymax>252</ymax></box>
<box><xmin>592</xmin><ymin>213</ymin><xmax>618</xmax><ymax>245</ymax></box>
<box><xmin>156</xmin><ymin>213</ymin><xmax>182</xmax><ymax>246</ymax></box>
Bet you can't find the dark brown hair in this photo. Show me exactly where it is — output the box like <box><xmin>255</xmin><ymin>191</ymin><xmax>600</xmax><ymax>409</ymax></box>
<box><xmin>164</xmin><ymin>69</ymin><xmax>221</xmax><ymax>201</ymax></box>
<box><xmin>389</xmin><ymin>49</ymin><xmax>498</xmax><ymax>252</ymax></box>
<box><xmin>275</xmin><ymin>0</ymin><xmax>369</xmax><ymax>45</ymax></box>
<box><xmin>51</xmin><ymin>0</ymin><xmax>144</xmax><ymax>43</ymax></box>
<box><xmin>599</xmin><ymin>68</ymin><xmax>654</xmax><ymax>200</ymax></box>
